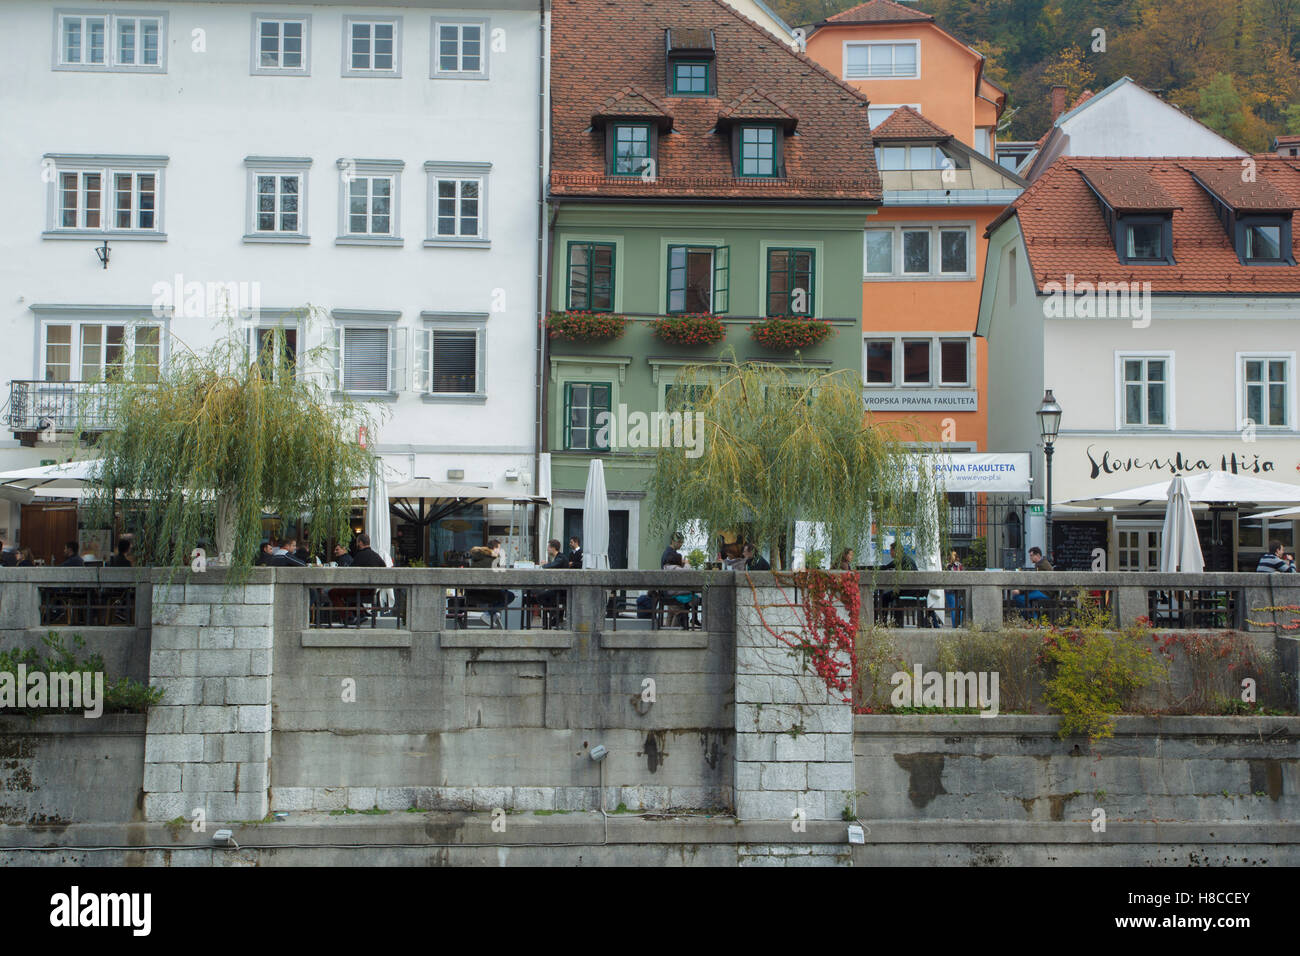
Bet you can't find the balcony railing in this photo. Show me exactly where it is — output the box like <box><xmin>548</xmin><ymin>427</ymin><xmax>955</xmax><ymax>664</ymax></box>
<box><xmin>7</xmin><ymin>380</ymin><xmax>114</xmax><ymax>435</ymax></box>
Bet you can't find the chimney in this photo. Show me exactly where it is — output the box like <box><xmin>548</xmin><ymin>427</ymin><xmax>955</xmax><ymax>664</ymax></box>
<box><xmin>1050</xmin><ymin>85</ymin><xmax>1068</xmax><ymax>121</ymax></box>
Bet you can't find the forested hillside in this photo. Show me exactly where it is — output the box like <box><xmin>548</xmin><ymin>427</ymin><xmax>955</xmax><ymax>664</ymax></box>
<box><xmin>771</xmin><ymin>0</ymin><xmax>1300</xmax><ymax>149</ymax></box>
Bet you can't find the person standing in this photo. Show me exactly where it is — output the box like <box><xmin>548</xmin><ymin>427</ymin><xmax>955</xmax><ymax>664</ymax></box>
<box><xmin>1257</xmin><ymin>540</ymin><xmax>1296</xmax><ymax>573</ymax></box>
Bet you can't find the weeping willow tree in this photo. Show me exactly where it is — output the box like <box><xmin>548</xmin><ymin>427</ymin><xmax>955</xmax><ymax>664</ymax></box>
<box><xmin>647</xmin><ymin>358</ymin><xmax>946</xmax><ymax>569</ymax></box>
<box><xmin>82</xmin><ymin>313</ymin><xmax>374</xmax><ymax>573</ymax></box>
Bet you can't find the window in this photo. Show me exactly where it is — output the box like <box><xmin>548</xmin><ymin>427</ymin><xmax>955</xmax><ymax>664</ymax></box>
<box><xmin>46</xmin><ymin>156</ymin><xmax>166</xmax><ymax>237</ymax></box>
<box><xmin>415</xmin><ymin>315</ymin><xmax>486</xmax><ymax>400</ymax></box>
<box><xmin>766</xmin><ymin>248</ymin><xmax>815</xmax><ymax>316</ymax></box>
<box><xmin>1236</xmin><ymin>216</ymin><xmax>1293</xmax><ymax>264</ymax></box>
<box><xmin>844</xmin><ymin>41</ymin><xmax>918</xmax><ymax>79</ymax></box>
<box><xmin>1119</xmin><ymin>355</ymin><xmax>1169</xmax><ymax>427</ymax></box>
<box><xmin>567</xmin><ymin>242</ymin><xmax>616</xmax><ymax>312</ymax></box>
<box><xmin>737</xmin><ymin>126</ymin><xmax>779</xmax><ymax>178</ymax></box>
<box><xmin>671</xmin><ymin>60</ymin><xmax>711</xmax><ymax>95</ymax></box>
<box><xmin>667</xmin><ymin>246</ymin><xmax>729</xmax><ymax>313</ymax></box>
<box><xmin>874</xmin><ymin>144</ymin><xmax>965</xmax><ymax>171</ymax></box>
<box><xmin>863</xmin><ymin>335</ymin><xmax>971</xmax><ymax>388</ymax></box>
<box><xmin>343</xmin><ymin>17</ymin><xmax>400</xmax><ymax>76</ymax></box>
<box><xmin>56</xmin><ymin>11</ymin><xmax>165</xmax><ymax>72</ymax></box>
<box><xmin>337</xmin><ymin>160</ymin><xmax>402</xmax><ymax>243</ymax></box>
<box><xmin>41</xmin><ymin>321</ymin><xmax>162</xmax><ymax>383</ymax></box>
<box><xmin>424</xmin><ymin>162</ymin><xmax>490</xmax><ymax>247</ymax></box>
<box><xmin>342</xmin><ymin>328</ymin><xmax>389</xmax><ymax>392</ymax></box>
<box><xmin>252</xmin><ymin>16</ymin><xmax>309</xmax><ymax>75</ymax></box>
<box><xmin>244</xmin><ymin>157</ymin><xmax>310</xmax><ymax>242</ymax></box>
<box><xmin>610</xmin><ymin>124</ymin><xmax>652</xmax><ymax>177</ymax></box>
<box><xmin>864</xmin><ymin>225</ymin><xmax>971</xmax><ymax>278</ymax></box>
<box><xmin>1240</xmin><ymin>355</ymin><xmax>1291</xmax><ymax>428</ymax></box>
<box><xmin>565</xmin><ymin>383</ymin><xmax>612</xmax><ymax>451</ymax></box>
<box><xmin>1115</xmin><ymin>215</ymin><xmax>1173</xmax><ymax>265</ymax></box>
<box><xmin>1245</xmin><ymin>223</ymin><xmax>1282</xmax><ymax>260</ymax></box>
<box><xmin>247</xmin><ymin>326</ymin><xmax>298</xmax><ymax>381</ymax></box>
<box><xmin>434</xmin><ymin>20</ymin><xmax>487</xmax><ymax>77</ymax></box>
<box><xmin>330</xmin><ymin>320</ymin><xmax>405</xmax><ymax>396</ymax></box>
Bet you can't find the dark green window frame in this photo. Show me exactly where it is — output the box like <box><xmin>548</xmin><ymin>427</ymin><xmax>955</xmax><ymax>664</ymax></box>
<box><xmin>671</xmin><ymin>59</ymin><xmax>711</xmax><ymax>96</ymax></box>
<box><xmin>564</xmin><ymin>381</ymin><xmax>612</xmax><ymax>451</ymax></box>
<box><xmin>666</xmin><ymin>244</ymin><xmax>729</xmax><ymax>314</ymax></box>
<box><xmin>566</xmin><ymin>241</ymin><xmax>616</xmax><ymax>312</ymax></box>
<box><xmin>609</xmin><ymin>123</ymin><xmax>653</xmax><ymax>177</ymax></box>
<box><xmin>735</xmin><ymin>124</ymin><xmax>781</xmax><ymax>178</ymax></box>
<box><xmin>766</xmin><ymin>248</ymin><xmax>816</xmax><ymax>317</ymax></box>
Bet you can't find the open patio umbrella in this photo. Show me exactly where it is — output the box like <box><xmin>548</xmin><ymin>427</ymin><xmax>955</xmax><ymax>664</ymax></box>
<box><xmin>0</xmin><ymin>459</ymin><xmax>102</xmax><ymax>497</ymax></box>
<box><xmin>1066</xmin><ymin>471</ymin><xmax>1300</xmax><ymax>508</ymax></box>
<box><xmin>1159</xmin><ymin>476</ymin><xmax>1205</xmax><ymax>573</ymax></box>
<box><xmin>581</xmin><ymin>459</ymin><xmax>609</xmax><ymax>569</ymax></box>
<box><xmin>1250</xmin><ymin>505</ymin><xmax>1300</xmax><ymax>520</ymax></box>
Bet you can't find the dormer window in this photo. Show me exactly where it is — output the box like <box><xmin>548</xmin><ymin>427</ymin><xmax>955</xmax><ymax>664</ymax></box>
<box><xmin>609</xmin><ymin>123</ymin><xmax>653</xmax><ymax>177</ymax></box>
<box><xmin>1185</xmin><ymin>166</ymin><xmax>1296</xmax><ymax>267</ymax></box>
<box><xmin>737</xmin><ymin>125</ymin><xmax>779</xmax><ymax>178</ymax></box>
<box><xmin>671</xmin><ymin>60</ymin><xmax>712</xmax><ymax>96</ymax></box>
<box><xmin>665</xmin><ymin>27</ymin><xmax>715</xmax><ymax>97</ymax></box>
<box><xmin>875</xmin><ymin>143</ymin><xmax>966</xmax><ymax>171</ymax></box>
<box><xmin>1245</xmin><ymin>222</ymin><xmax>1282</xmax><ymax>260</ymax></box>
<box><xmin>1236</xmin><ymin>216</ymin><xmax>1293</xmax><ymax>265</ymax></box>
<box><xmin>1124</xmin><ymin>219</ymin><xmax>1167</xmax><ymax>261</ymax></box>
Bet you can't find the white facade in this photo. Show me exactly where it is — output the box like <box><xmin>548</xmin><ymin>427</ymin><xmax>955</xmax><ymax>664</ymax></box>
<box><xmin>1021</xmin><ymin>78</ymin><xmax>1246</xmax><ymax>180</ymax></box>
<box><xmin>0</xmin><ymin>1</ymin><xmax>548</xmax><ymax>539</ymax></box>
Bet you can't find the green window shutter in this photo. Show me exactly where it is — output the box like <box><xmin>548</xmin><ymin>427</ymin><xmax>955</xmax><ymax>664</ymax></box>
<box><xmin>567</xmin><ymin>242</ymin><xmax>587</xmax><ymax>311</ymax></box>
<box><xmin>563</xmin><ymin>382</ymin><xmax>574</xmax><ymax>448</ymax></box>
<box><xmin>667</xmin><ymin>245</ymin><xmax>686</xmax><ymax>313</ymax></box>
<box><xmin>593</xmin><ymin>243</ymin><xmax>615</xmax><ymax>312</ymax></box>
<box><xmin>714</xmin><ymin>246</ymin><xmax>730</xmax><ymax>313</ymax></box>
<box><xmin>593</xmin><ymin>383</ymin><xmax>611</xmax><ymax>451</ymax></box>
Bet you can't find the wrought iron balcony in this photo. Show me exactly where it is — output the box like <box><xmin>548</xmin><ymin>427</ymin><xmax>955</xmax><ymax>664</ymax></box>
<box><xmin>7</xmin><ymin>380</ymin><xmax>115</xmax><ymax>437</ymax></box>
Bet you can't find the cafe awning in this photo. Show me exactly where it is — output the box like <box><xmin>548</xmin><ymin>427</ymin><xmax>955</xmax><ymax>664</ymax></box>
<box><xmin>1066</xmin><ymin>471</ymin><xmax>1300</xmax><ymax>508</ymax></box>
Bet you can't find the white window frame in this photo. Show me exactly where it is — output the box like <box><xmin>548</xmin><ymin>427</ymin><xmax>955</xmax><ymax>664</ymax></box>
<box><xmin>37</xmin><ymin>316</ymin><xmax>167</xmax><ymax>383</ymax></box>
<box><xmin>341</xmin><ymin>15</ymin><xmax>401</xmax><ymax>77</ymax></box>
<box><xmin>54</xmin><ymin>9</ymin><xmax>166</xmax><ymax>73</ymax></box>
<box><xmin>863</xmin><ymin>333</ymin><xmax>973</xmax><ymax>389</ymax></box>
<box><xmin>329</xmin><ymin>311</ymin><xmax>405</xmax><ymax>399</ymax></box>
<box><xmin>415</xmin><ymin>312</ymin><xmax>487</xmax><ymax>403</ymax></box>
<box><xmin>867</xmin><ymin>103</ymin><xmax>921</xmax><ymax>128</ymax></box>
<box><xmin>250</xmin><ymin>14</ymin><xmax>311</xmax><ymax>76</ymax></box>
<box><xmin>1236</xmin><ymin>352</ymin><xmax>1296</xmax><ymax>431</ymax></box>
<box><xmin>843</xmin><ymin>40</ymin><xmax>920</xmax><ymax>80</ymax></box>
<box><xmin>44</xmin><ymin>154</ymin><xmax>167</xmax><ymax>240</ymax></box>
<box><xmin>1114</xmin><ymin>351</ymin><xmax>1175</xmax><ymax>430</ymax></box>
<box><xmin>244</xmin><ymin>156</ymin><xmax>310</xmax><ymax>243</ymax></box>
<box><xmin>337</xmin><ymin>159</ymin><xmax>403</xmax><ymax>245</ymax></box>
<box><xmin>864</xmin><ymin>223</ymin><xmax>973</xmax><ymax>280</ymax></box>
<box><xmin>424</xmin><ymin>161</ymin><xmax>490</xmax><ymax>247</ymax></box>
<box><xmin>432</xmin><ymin>18</ymin><xmax>489</xmax><ymax>79</ymax></box>
<box><xmin>874</xmin><ymin>143</ymin><xmax>962</xmax><ymax>172</ymax></box>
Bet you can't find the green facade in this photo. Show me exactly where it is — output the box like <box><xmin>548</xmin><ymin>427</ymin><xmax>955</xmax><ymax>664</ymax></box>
<box><xmin>546</xmin><ymin>202</ymin><xmax>872</xmax><ymax>569</ymax></box>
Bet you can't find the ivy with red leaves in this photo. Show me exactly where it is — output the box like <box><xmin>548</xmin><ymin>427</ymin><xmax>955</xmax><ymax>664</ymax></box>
<box><xmin>749</xmin><ymin>570</ymin><xmax>860</xmax><ymax>703</ymax></box>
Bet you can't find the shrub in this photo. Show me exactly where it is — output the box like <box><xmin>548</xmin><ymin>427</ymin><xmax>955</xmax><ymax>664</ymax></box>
<box><xmin>750</xmin><ymin>315</ymin><xmax>834</xmax><ymax>350</ymax></box>
<box><xmin>0</xmin><ymin>632</ymin><xmax>164</xmax><ymax>714</ymax></box>
<box><xmin>1039</xmin><ymin>623</ymin><xmax>1167</xmax><ymax>740</ymax></box>
<box><xmin>545</xmin><ymin>311</ymin><xmax>627</xmax><ymax>342</ymax></box>
<box><xmin>1155</xmin><ymin>631</ymin><xmax>1290</xmax><ymax>714</ymax></box>
<box><xmin>935</xmin><ymin>629</ymin><xmax>1040</xmax><ymax>713</ymax></box>
<box><xmin>650</xmin><ymin>313</ymin><xmax>725</xmax><ymax>346</ymax></box>
<box><xmin>686</xmin><ymin>548</ymin><xmax>707</xmax><ymax>569</ymax></box>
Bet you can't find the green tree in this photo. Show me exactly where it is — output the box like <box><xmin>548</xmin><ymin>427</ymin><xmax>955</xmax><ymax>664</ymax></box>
<box><xmin>1288</xmin><ymin>102</ymin><xmax>1300</xmax><ymax>133</ymax></box>
<box><xmin>1197</xmin><ymin>72</ymin><xmax>1247</xmax><ymax>142</ymax></box>
<box><xmin>646</xmin><ymin>359</ymin><xmax>944</xmax><ymax>569</ymax></box>
<box><xmin>83</xmin><ymin>314</ymin><xmax>373</xmax><ymax>573</ymax></box>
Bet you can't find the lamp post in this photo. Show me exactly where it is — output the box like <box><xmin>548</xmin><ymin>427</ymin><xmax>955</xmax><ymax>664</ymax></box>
<box><xmin>1037</xmin><ymin>389</ymin><xmax>1062</xmax><ymax>563</ymax></box>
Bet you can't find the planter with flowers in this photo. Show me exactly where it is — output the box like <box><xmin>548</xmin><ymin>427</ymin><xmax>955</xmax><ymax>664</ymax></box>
<box><xmin>750</xmin><ymin>315</ymin><xmax>835</xmax><ymax>351</ymax></box>
<box><xmin>546</xmin><ymin>310</ymin><xmax>628</xmax><ymax>343</ymax></box>
<box><xmin>650</xmin><ymin>313</ymin><xmax>727</xmax><ymax>347</ymax></box>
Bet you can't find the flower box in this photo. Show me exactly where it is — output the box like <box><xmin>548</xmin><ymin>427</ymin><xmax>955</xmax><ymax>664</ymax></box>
<box><xmin>650</xmin><ymin>313</ymin><xmax>726</xmax><ymax>346</ymax></box>
<box><xmin>750</xmin><ymin>315</ymin><xmax>835</xmax><ymax>350</ymax></box>
<box><xmin>546</xmin><ymin>311</ymin><xmax>627</xmax><ymax>342</ymax></box>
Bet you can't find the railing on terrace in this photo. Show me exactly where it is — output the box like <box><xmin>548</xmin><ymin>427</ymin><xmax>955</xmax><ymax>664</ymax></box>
<box><xmin>7</xmin><ymin>380</ymin><xmax>114</xmax><ymax>434</ymax></box>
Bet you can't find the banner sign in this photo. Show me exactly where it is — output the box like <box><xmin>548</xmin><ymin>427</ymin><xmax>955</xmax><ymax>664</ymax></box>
<box><xmin>907</xmin><ymin>453</ymin><xmax>1032</xmax><ymax>493</ymax></box>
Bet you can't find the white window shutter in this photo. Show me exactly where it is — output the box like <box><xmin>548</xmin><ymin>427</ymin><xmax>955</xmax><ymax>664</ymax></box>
<box><xmin>329</xmin><ymin>326</ymin><xmax>342</xmax><ymax>391</ymax></box>
<box><xmin>391</xmin><ymin>326</ymin><xmax>407</xmax><ymax>393</ymax></box>
<box><xmin>415</xmin><ymin>327</ymin><xmax>430</xmax><ymax>393</ymax></box>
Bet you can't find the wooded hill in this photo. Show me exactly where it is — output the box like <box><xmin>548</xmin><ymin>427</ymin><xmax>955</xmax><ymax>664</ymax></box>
<box><xmin>772</xmin><ymin>0</ymin><xmax>1300</xmax><ymax>149</ymax></box>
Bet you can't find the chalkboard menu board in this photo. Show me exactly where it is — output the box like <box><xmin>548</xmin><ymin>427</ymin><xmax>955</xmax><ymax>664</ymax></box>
<box><xmin>393</xmin><ymin>523</ymin><xmax>422</xmax><ymax>563</ymax></box>
<box><xmin>1052</xmin><ymin>520</ymin><xmax>1108</xmax><ymax>571</ymax></box>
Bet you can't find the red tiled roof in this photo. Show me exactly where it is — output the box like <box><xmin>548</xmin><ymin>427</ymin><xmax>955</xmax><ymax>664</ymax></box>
<box><xmin>1184</xmin><ymin>163</ymin><xmax>1294</xmax><ymax>212</ymax></box>
<box><xmin>551</xmin><ymin>0</ymin><xmax>880</xmax><ymax>201</ymax></box>
<box><xmin>990</xmin><ymin>157</ymin><xmax>1300</xmax><ymax>294</ymax></box>
<box><xmin>825</xmin><ymin>0</ymin><xmax>933</xmax><ymax>24</ymax></box>
<box><xmin>871</xmin><ymin>105</ymin><xmax>953</xmax><ymax>141</ymax></box>
<box><xmin>593</xmin><ymin>86</ymin><xmax>674</xmax><ymax>130</ymax></box>
<box><xmin>1077</xmin><ymin>165</ymin><xmax>1179</xmax><ymax>212</ymax></box>
<box><xmin>717</xmin><ymin>87</ymin><xmax>797</xmax><ymax>130</ymax></box>
<box><xmin>1273</xmin><ymin>134</ymin><xmax>1300</xmax><ymax>146</ymax></box>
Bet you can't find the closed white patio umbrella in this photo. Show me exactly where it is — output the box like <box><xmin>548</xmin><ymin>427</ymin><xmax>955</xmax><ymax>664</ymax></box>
<box><xmin>366</xmin><ymin>459</ymin><xmax>394</xmax><ymax>607</ymax></box>
<box><xmin>581</xmin><ymin>459</ymin><xmax>609</xmax><ymax>569</ymax></box>
<box><xmin>1160</xmin><ymin>476</ymin><xmax>1205</xmax><ymax>573</ymax></box>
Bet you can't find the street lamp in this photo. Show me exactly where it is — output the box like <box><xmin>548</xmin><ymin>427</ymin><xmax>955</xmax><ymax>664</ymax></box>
<box><xmin>1037</xmin><ymin>389</ymin><xmax>1062</xmax><ymax>563</ymax></box>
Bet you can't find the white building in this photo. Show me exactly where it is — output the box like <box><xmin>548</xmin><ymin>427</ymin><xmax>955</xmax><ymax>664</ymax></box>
<box><xmin>1016</xmin><ymin>77</ymin><xmax>1246</xmax><ymax>181</ymax></box>
<box><xmin>978</xmin><ymin>155</ymin><xmax>1300</xmax><ymax>571</ymax></box>
<box><xmin>0</xmin><ymin>1</ymin><xmax>548</xmax><ymax>563</ymax></box>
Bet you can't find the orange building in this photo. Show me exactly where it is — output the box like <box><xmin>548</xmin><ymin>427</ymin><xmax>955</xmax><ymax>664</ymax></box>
<box><xmin>804</xmin><ymin>0</ymin><xmax>1023</xmax><ymax>458</ymax></box>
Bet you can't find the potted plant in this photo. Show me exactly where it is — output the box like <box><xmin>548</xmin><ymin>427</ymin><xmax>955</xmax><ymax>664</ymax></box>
<box><xmin>750</xmin><ymin>315</ymin><xmax>834</xmax><ymax>350</ymax></box>
<box><xmin>650</xmin><ymin>313</ymin><xmax>726</xmax><ymax>346</ymax></box>
<box><xmin>546</xmin><ymin>310</ymin><xmax>627</xmax><ymax>342</ymax></box>
<box><xmin>687</xmin><ymin>548</ymin><xmax>708</xmax><ymax>569</ymax></box>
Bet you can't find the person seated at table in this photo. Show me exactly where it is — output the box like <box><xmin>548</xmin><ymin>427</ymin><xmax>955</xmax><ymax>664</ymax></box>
<box><xmin>0</xmin><ymin>536</ymin><xmax>16</xmax><ymax>567</ymax></box>
<box><xmin>660</xmin><ymin>552</ymin><xmax>700</xmax><ymax>628</ymax></box>
<box><xmin>254</xmin><ymin>541</ymin><xmax>274</xmax><ymax>566</ymax></box>
<box><xmin>466</xmin><ymin>539</ymin><xmax>513</xmax><ymax>627</ymax></box>
<box><xmin>834</xmin><ymin>548</ymin><xmax>855</xmax><ymax>571</ymax></box>
<box><xmin>878</xmin><ymin>541</ymin><xmax>917</xmax><ymax>620</ymax></box>
<box><xmin>270</xmin><ymin>537</ymin><xmax>307</xmax><ymax>567</ymax></box>
<box><xmin>661</xmin><ymin>532</ymin><xmax>684</xmax><ymax>568</ymax></box>
<box><xmin>332</xmin><ymin>543</ymin><xmax>354</xmax><ymax>567</ymax></box>
<box><xmin>742</xmin><ymin>543</ymin><xmax>770</xmax><ymax>572</ymax></box>
<box><xmin>566</xmin><ymin>535</ymin><xmax>583</xmax><ymax>569</ymax></box>
<box><xmin>721</xmin><ymin>541</ymin><xmax>746</xmax><ymax>570</ymax></box>
<box><xmin>1257</xmin><ymin>540</ymin><xmax>1296</xmax><ymax>573</ymax></box>
<box><xmin>60</xmin><ymin>541</ymin><xmax>85</xmax><ymax>567</ymax></box>
<box><xmin>1010</xmin><ymin>547</ymin><xmax>1053</xmax><ymax>607</ymax></box>
<box><xmin>526</xmin><ymin>539</ymin><xmax>567</xmax><ymax>626</ymax></box>
<box><xmin>107</xmin><ymin>537</ymin><xmax>134</xmax><ymax>567</ymax></box>
<box><xmin>542</xmin><ymin>539</ymin><xmax>567</xmax><ymax>569</ymax></box>
<box><xmin>324</xmin><ymin>534</ymin><xmax>386</xmax><ymax>625</ymax></box>
<box><xmin>16</xmin><ymin>547</ymin><xmax>34</xmax><ymax>567</ymax></box>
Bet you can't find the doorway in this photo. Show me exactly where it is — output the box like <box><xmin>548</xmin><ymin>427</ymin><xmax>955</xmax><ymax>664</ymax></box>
<box><xmin>563</xmin><ymin>507</ymin><xmax>629</xmax><ymax>568</ymax></box>
<box><xmin>20</xmin><ymin>503</ymin><xmax>79</xmax><ymax>566</ymax></box>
